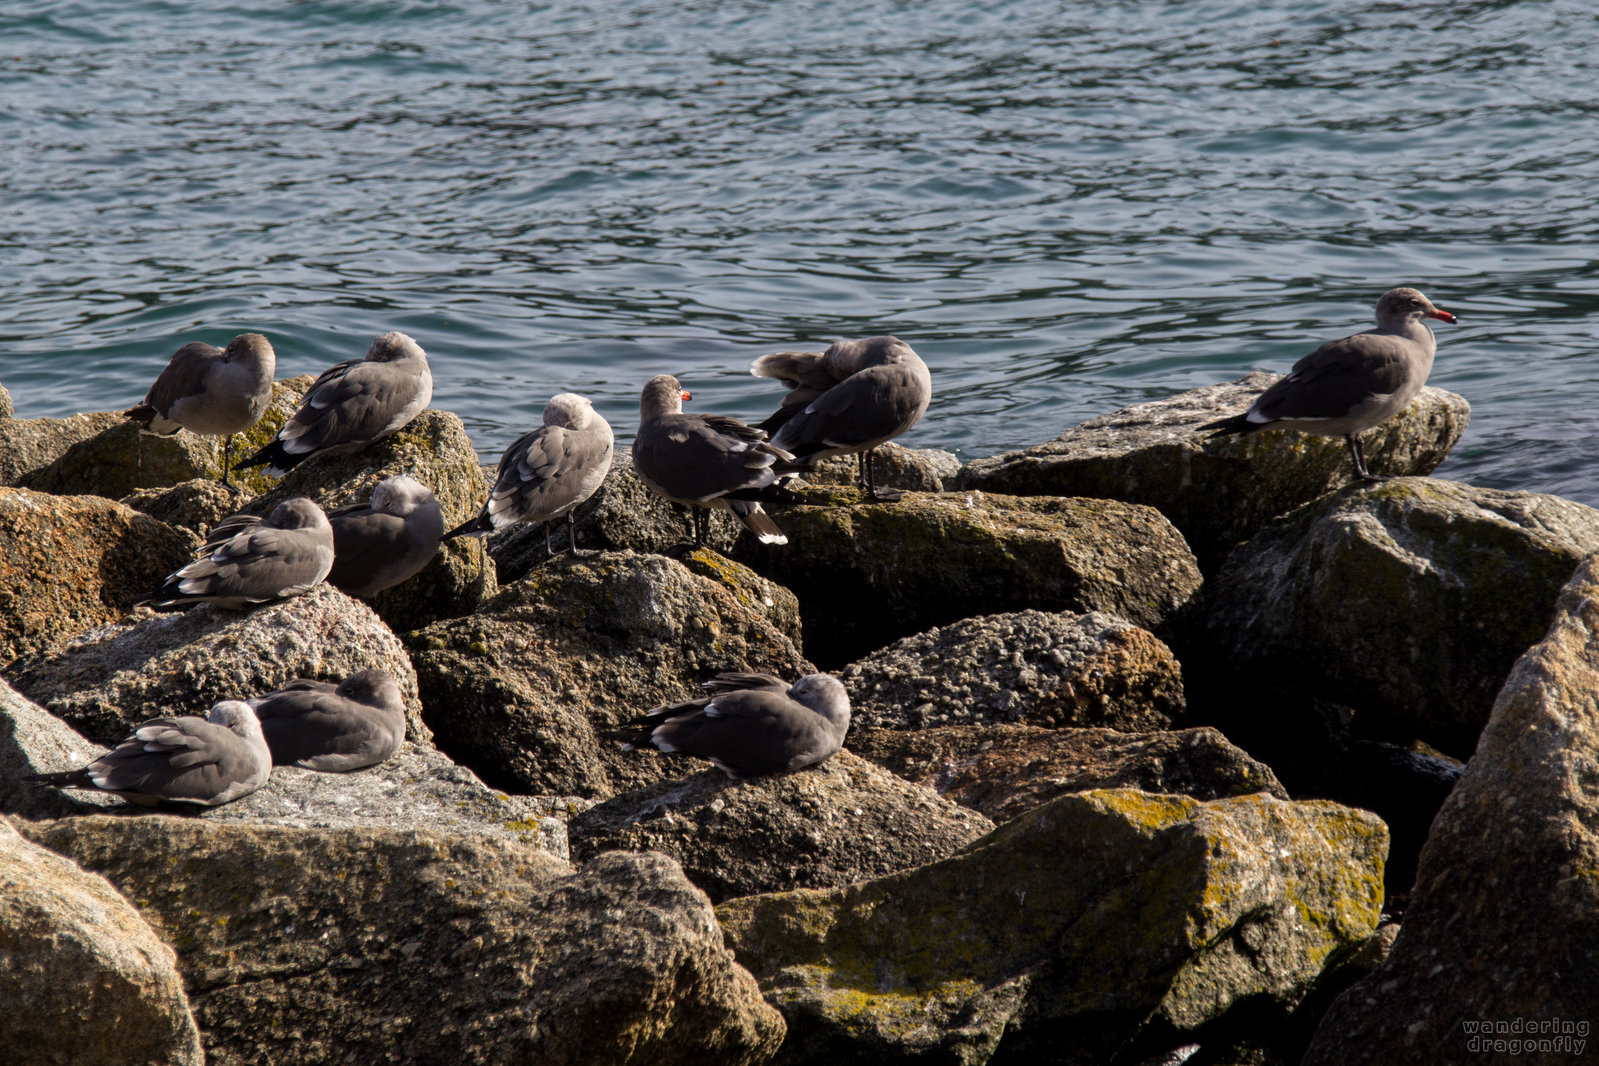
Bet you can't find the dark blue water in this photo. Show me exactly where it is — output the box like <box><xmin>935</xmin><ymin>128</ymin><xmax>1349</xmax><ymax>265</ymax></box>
<box><xmin>4</xmin><ymin>0</ymin><xmax>1599</xmax><ymax>501</ymax></box>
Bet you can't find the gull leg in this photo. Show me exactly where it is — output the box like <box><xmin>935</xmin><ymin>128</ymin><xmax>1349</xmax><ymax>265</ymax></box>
<box><xmin>1347</xmin><ymin>433</ymin><xmax>1388</xmax><ymax>483</ymax></box>
<box><xmin>221</xmin><ymin>434</ymin><xmax>240</xmax><ymax>494</ymax></box>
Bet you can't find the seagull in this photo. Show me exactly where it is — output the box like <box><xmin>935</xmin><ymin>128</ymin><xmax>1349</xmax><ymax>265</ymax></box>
<box><xmin>27</xmin><ymin>700</ymin><xmax>271</xmax><ymax>807</ymax></box>
<box><xmin>1201</xmin><ymin>287</ymin><xmax>1458</xmax><ymax>481</ymax></box>
<box><xmin>138</xmin><ymin>497</ymin><xmax>334</xmax><ymax>609</ymax></box>
<box><xmin>246</xmin><ymin>669</ymin><xmax>407</xmax><ymax>772</ymax></box>
<box><xmin>630</xmin><ymin>672</ymin><xmax>852</xmax><ymax>779</ymax></box>
<box><xmin>237</xmin><ymin>331</ymin><xmax>432</xmax><ymax>477</ymax></box>
<box><xmin>443</xmin><ymin>393</ymin><xmax>614</xmax><ymax>558</ymax></box>
<box><xmin>632</xmin><ymin>374</ymin><xmax>795</xmax><ymax>547</ymax></box>
<box><xmin>751</xmin><ymin>335</ymin><xmax>931</xmax><ymax>501</ymax></box>
<box><xmin>324</xmin><ymin>474</ymin><xmax>444</xmax><ymax>597</ymax></box>
<box><xmin>124</xmin><ymin>333</ymin><xmax>276</xmax><ymax>492</ymax></box>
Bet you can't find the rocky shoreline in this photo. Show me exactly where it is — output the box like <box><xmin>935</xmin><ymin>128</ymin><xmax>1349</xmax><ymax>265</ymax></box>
<box><xmin>4</xmin><ymin>373</ymin><xmax>1595</xmax><ymax>1065</ymax></box>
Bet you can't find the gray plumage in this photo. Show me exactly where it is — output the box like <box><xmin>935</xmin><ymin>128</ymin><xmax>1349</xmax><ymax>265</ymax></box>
<box><xmin>444</xmin><ymin>393</ymin><xmax>614</xmax><ymax>557</ymax></box>
<box><xmin>325</xmin><ymin>474</ymin><xmax>444</xmax><ymax>597</ymax></box>
<box><xmin>636</xmin><ymin>672</ymin><xmax>851</xmax><ymax>779</ymax></box>
<box><xmin>1202</xmin><ymin>287</ymin><xmax>1458</xmax><ymax>480</ymax></box>
<box><xmin>125</xmin><ymin>333</ymin><xmax>276</xmax><ymax>491</ymax></box>
<box><xmin>239</xmin><ymin>331</ymin><xmax>433</xmax><ymax>477</ymax></box>
<box><xmin>247</xmin><ymin>669</ymin><xmax>407</xmax><ymax>772</ymax></box>
<box><xmin>139</xmin><ymin>497</ymin><xmax>334</xmax><ymax>610</ymax></box>
<box><xmin>632</xmin><ymin>374</ymin><xmax>793</xmax><ymax>547</ymax></box>
<box><xmin>752</xmin><ymin>335</ymin><xmax>931</xmax><ymax>498</ymax></box>
<box><xmin>27</xmin><ymin>700</ymin><xmax>271</xmax><ymax>807</ymax></box>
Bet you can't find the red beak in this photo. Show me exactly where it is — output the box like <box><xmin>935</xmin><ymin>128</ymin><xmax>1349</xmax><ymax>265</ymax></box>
<box><xmin>680</xmin><ymin>389</ymin><xmax>692</xmax><ymax>402</ymax></box>
<box><xmin>1427</xmin><ymin>308</ymin><xmax>1458</xmax><ymax>324</ymax></box>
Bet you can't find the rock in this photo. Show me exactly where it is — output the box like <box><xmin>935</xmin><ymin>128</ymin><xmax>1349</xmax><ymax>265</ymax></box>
<box><xmin>410</xmin><ymin>550</ymin><xmax>812</xmax><ymax>798</ymax></box>
<box><xmin>719</xmin><ymin>789</ymin><xmax>1386</xmax><ymax>1066</ymax></box>
<box><xmin>734</xmin><ymin>492</ymin><xmax>1203</xmax><ymax>667</ymax></box>
<box><xmin>1203</xmin><ymin>478</ymin><xmax>1599</xmax><ymax>758</ymax></box>
<box><xmin>24</xmin><ymin>818</ymin><xmax>785</xmax><ymax>1066</ymax></box>
<box><xmin>0</xmin><ymin>678</ymin><xmax>116</xmax><ymax>817</ymax></box>
<box><xmin>0</xmin><ymin>487</ymin><xmax>193</xmax><ymax>668</ymax></box>
<box><xmin>6</xmin><ymin>583</ymin><xmax>431</xmax><ymax>749</ymax></box>
<box><xmin>1303</xmin><ymin>552</ymin><xmax>1599</xmax><ymax>1066</ymax></box>
<box><xmin>18</xmin><ymin>375</ymin><xmax>314</xmax><ymax>500</ymax></box>
<box><xmin>0</xmin><ymin>380</ymin><xmax>11</xmax><ymax>419</ymax></box>
<box><xmin>569</xmin><ymin>750</ymin><xmax>994</xmax><ymax>903</ymax></box>
<box><xmin>840</xmin><ymin>610</ymin><xmax>1186</xmax><ymax>733</ymax></box>
<box><xmin>957</xmin><ymin>376</ymin><xmax>1470</xmax><ymax>572</ymax></box>
<box><xmin>0</xmin><ymin>410</ymin><xmax>122</xmax><ymax>487</ymax></box>
<box><xmin>852</xmin><ymin>725</ymin><xmax>1287</xmax><ymax>823</ymax></box>
<box><xmin>0</xmin><ymin>818</ymin><xmax>203</xmax><ymax>1066</ymax></box>
<box><xmin>791</xmin><ymin>441</ymin><xmax>961</xmax><ymax>493</ymax></box>
<box><xmin>120</xmin><ymin>477</ymin><xmax>241</xmax><ymax>547</ymax></box>
<box><xmin>1327</xmin><ymin>740</ymin><xmax>1462</xmax><ymax>904</ymax></box>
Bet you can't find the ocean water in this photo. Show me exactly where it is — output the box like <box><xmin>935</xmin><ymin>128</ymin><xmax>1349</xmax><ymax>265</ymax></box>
<box><xmin>3</xmin><ymin>0</ymin><xmax>1598</xmax><ymax>501</ymax></box>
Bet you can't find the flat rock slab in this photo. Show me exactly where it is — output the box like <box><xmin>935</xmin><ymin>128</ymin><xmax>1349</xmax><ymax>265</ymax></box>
<box><xmin>569</xmin><ymin>750</ymin><xmax>994</xmax><ymax>903</ymax></box>
<box><xmin>0</xmin><ymin>819</ymin><xmax>203</xmax><ymax>1066</ymax></box>
<box><xmin>840</xmin><ymin>609</ymin><xmax>1185</xmax><ymax>733</ymax></box>
<box><xmin>1204</xmin><ymin>477</ymin><xmax>1599</xmax><ymax>758</ymax></box>
<box><xmin>0</xmin><ymin>677</ymin><xmax>115</xmax><ymax>818</ymax></box>
<box><xmin>6</xmin><ymin>582</ymin><xmax>430</xmax><ymax>749</ymax></box>
<box><xmin>0</xmin><ymin>487</ymin><xmax>192</xmax><ymax>668</ymax></box>
<box><xmin>852</xmin><ymin>724</ymin><xmax>1287</xmax><ymax>823</ymax></box>
<box><xmin>1304</xmin><ymin>552</ymin><xmax>1599</xmax><ymax>1066</ymax></box>
<box><xmin>734</xmin><ymin>491</ymin><xmax>1203</xmax><ymax>667</ymax></box>
<box><xmin>720</xmin><ymin>789</ymin><xmax>1386</xmax><ymax>1066</ymax></box>
<box><xmin>958</xmin><ymin>375</ymin><xmax>1470</xmax><ymax>572</ymax></box>
<box><xmin>25</xmin><ymin>818</ymin><xmax>785</xmax><ymax>1066</ymax></box>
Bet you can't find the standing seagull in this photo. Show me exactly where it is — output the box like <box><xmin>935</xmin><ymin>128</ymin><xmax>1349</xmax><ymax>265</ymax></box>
<box><xmin>27</xmin><ymin>700</ymin><xmax>272</xmax><ymax>808</ymax></box>
<box><xmin>138</xmin><ymin>497</ymin><xmax>335</xmax><ymax>610</ymax></box>
<box><xmin>630</xmin><ymin>672</ymin><xmax>852</xmax><ymax>779</ymax></box>
<box><xmin>247</xmin><ymin>669</ymin><xmax>407</xmax><ymax>772</ymax></box>
<box><xmin>752</xmin><ymin>335</ymin><xmax>932</xmax><ymax>501</ymax></box>
<box><xmin>443</xmin><ymin>393</ymin><xmax>614</xmax><ymax>558</ymax></box>
<box><xmin>632</xmin><ymin>374</ymin><xmax>794</xmax><ymax>547</ymax></box>
<box><xmin>125</xmin><ymin>333</ymin><xmax>276</xmax><ymax>492</ymax></box>
<box><xmin>324</xmin><ymin>474</ymin><xmax>445</xmax><ymax>597</ymax></box>
<box><xmin>1201</xmin><ymin>287</ymin><xmax>1458</xmax><ymax>481</ymax></box>
<box><xmin>237</xmin><ymin>331</ymin><xmax>432</xmax><ymax>477</ymax></box>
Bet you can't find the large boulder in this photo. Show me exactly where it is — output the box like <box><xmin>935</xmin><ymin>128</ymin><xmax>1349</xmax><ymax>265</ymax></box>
<box><xmin>790</xmin><ymin>442</ymin><xmax>961</xmax><ymax>493</ymax></box>
<box><xmin>840</xmin><ymin>610</ymin><xmax>1185</xmax><ymax>733</ymax></box>
<box><xmin>120</xmin><ymin>477</ymin><xmax>241</xmax><ymax>547</ymax></box>
<box><xmin>0</xmin><ymin>487</ymin><xmax>192</xmax><ymax>668</ymax></box>
<box><xmin>0</xmin><ymin>677</ymin><xmax>115</xmax><ymax>818</ymax></box>
<box><xmin>733</xmin><ymin>492</ymin><xmax>1203</xmax><ymax>667</ymax></box>
<box><xmin>25</xmin><ymin>818</ymin><xmax>785</xmax><ymax>1066</ymax></box>
<box><xmin>1203</xmin><ymin>478</ymin><xmax>1599</xmax><ymax>758</ymax></box>
<box><xmin>0</xmin><ymin>410</ymin><xmax>122</xmax><ymax>487</ymax></box>
<box><xmin>0</xmin><ymin>819</ymin><xmax>203</xmax><ymax>1066</ymax></box>
<box><xmin>958</xmin><ymin>376</ymin><xmax>1470</xmax><ymax>571</ymax></box>
<box><xmin>1303</xmin><ymin>552</ymin><xmax>1599</xmax><ymax>1066</ymax></box>
<box><xmin>851</xmin><ymin>725</ymin><xmax>1287</xmax><ymax>823</ymax></box>
<box><xmin>569</xmin><ymin>750</ymin><xmax>994</xmax><ymax>903</ymax></box>
<box><xmin>719</xmin><ymin>789</ymin><xmax>1386</xmax><ymax>1066</ymax></box>
<box><xmin>410</xmin><ymin>550</ymin><xmax>812</xmax><ymax>798</ymax></box>
<box><xmin>6</xmin><ymin>582</ymin><xmax>430</xmax><ymax>748</ymax></box>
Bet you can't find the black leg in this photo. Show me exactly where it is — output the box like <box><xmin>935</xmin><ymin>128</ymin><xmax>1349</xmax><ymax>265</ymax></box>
<box><xmin>544</xmin><ymin>523</ymin><xmax>555</xmax><ymax>558</ymax></box>
<box><xmin>863</xmin><ymin>448</ymin><xmax>905</xmax><ymax>502</ymax></box>
<box><xmin>222</xmin><ymin>434</ymin><xmax>239</xmax><ymax>494</ymax></box>
<box><xmin>1347</xmin><ymin>433</ymin><xmax>1387</xmax><ymax>482</ymax></box>
<box><xmin>565</xmin><ymin>511</ymin><xmax>576</xmax><ymax>556</ymax></box>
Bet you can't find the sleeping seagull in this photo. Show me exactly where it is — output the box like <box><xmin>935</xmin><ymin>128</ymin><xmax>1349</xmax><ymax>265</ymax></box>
<box><xmin>630</xmin><ymin>671</ymin><xmax>851</xmax><ymax>779</ymax></box>
<box><xmin>124</xmin><ymin>332</ymin><xmax>276</xmax><ymax>492</ymax></box>
<box><xmin>238</xmin><ymin>331</ymin><xmax>432</xmax><ymax>477</ymax></box>
<box><xmin>27</xmin><ymin>700</ymin><xmax>271</xmax><ymax>807</ymax></box>
<box><xmin>138</xmin><ymin>497</ymin><xmax>334</xmax><ymax>610</ymax></box>
<box><xmin>1201</xmin><ymin>287</ymin><xmax>1458</xmax><ymax>481</ymax></box>
<box><xmin>443</xmin><ymin>393</ymin><xmax>614</xmax><ymax>557</ymax></box>
<box><xmin>246</xmin><ymin>669</ymin><xmax>407</xmax><ymax>772</ymax></box>
<box><xmin>752</xmin><ymin>335</ymin><xmax>931</xmax><ymax>501</ymax></box>
<box><xmin>632</xmin><ymin>374</ymin><xmax>795</xmax><ymax>547</ymax></box>
<box><xmin>324</xmin><ymin>474</ymin><xmax>444</xmax><ymax>597</ymax></box>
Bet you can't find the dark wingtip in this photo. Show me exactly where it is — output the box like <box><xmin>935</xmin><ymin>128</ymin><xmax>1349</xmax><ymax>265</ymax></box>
<box><xmin>441</xmin><ymin>515</ymin><xmax>488</xmax><ymax>542</ymax></box>
<box><xmin>124</xmin><ymin>404</ymin><xmax>156</xmax><ymax>425</ymax></box>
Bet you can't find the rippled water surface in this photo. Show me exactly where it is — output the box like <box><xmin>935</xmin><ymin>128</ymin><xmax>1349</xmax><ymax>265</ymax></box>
<box><xmin>4</xmin><ymin>0</ymin><xmax>1598</xmax><ymax>500</ymax></box>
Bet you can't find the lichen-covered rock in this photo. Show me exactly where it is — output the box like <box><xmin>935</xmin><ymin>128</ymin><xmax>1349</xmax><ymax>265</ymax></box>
<box><xmin>957</xmin><ymin>375</ymin><xmax>1470</xmax><ymax>571</ymax></box>
<box><xmin>121</xmin><ymin>477</ymin><xmax>241</xmax><ymax>547</ymax></box>
<box><xmin>1203</xmin><ymin>478</ymin><xmax>1599</xmax><ymax>758</ymax></box>
<box><xmin>719</xmin><ymin>790</ymin><xmax>1386</xmax><ymax>1066</ymax></box>
<box><xmin>840</xmin><ymin>610</ymin><xmax>1185</xmax><ymax>733</ymax></box>
<box><xmin>734</xmin><ymin>493</ymin><xmax>1203</xmax><ymax>667</ymax></box>
<box><xmin>0</xmin><ymin>819</ymin><xmax>203</xmax><ymax>1066</ymax></box>
<box><xmin>0</xmin><ymin>677</ymin><xmax>115</xmax><ymax>818</ymax></box>
<box><xmin>1303</xmin><ymin>552</ymin><xmax>1599</xmax><ymax>1066</ymax></box>
<box><xmin>6</xmin><ymin>583</ymin><xmax>430</xmax><ymax>749</ymax></box>
<box><xmin>852</xmin><ymin>725</ymin><xmax>1286</xmax><ymax>823</ymax></box>
<box><xmin>410</xmin><ymin>550</ymin><xmax>812</xmax><ymax>798</ymax></box>
<box><xmin>791</xmin><ymin>442</ymin><xmax>961</xmax><ymax>493</ymax></box>
<box><xmin>0</xmin><ymin>410</ymin><xmax>122</xmax><ymax>487</ymax></box>
<box><xmin>569</xmin><ymin>750</ymin><xmax>994</xmax><ymax>903</ymax></box>
<box><xmin>0</xmin><ymin>487</ymin><xmax>192</xmax><ymax>668</ymax></box>
<box><xmin>25</xmin><ymin>818</ymin><xmax>785</xmax><ymax>1066</ymax></box>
